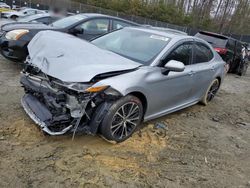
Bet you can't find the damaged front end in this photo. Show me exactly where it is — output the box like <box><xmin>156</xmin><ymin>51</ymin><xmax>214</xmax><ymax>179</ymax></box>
<box><xmin>20</xmin><ymin>62</ymin><xmax>122</xmax><ymax>136</ymax></box>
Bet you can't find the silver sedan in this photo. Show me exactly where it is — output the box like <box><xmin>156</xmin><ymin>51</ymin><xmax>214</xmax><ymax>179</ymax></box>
<box><xmin>21</xmin><ymin>27</ymin><xmax>226</xmax><ymax>142</ymax></box>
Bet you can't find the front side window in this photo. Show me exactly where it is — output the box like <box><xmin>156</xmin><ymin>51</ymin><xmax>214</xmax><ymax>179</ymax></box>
<box><xmin>92</xmin><ymin>28</ymin><xmax>170</xmax><ymax>64</ymax></box>
<box><xmin>163</xmin><ymin>43</ymin><xmax>193</xmax><ymax>66</ymax></box>
<box><xmin>80</xmin><ymin>19</ymin><xmax>109</xmax><ymax>34</ymax></box>
<box><xmin>51</xmin><ymin>14</ymin><xmax>87</xmax><ymax>28</ymax></box>
<box><xmin>194</xmin><ymin>43</ymin><xmax>213</xmax><ymax>64</ymax></box>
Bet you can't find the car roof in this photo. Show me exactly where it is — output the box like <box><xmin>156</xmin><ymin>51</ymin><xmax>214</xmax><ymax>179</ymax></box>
<box><xmin>198</xmin><ymin>31</ymin><xmax>229</xmax><ymax>39</ymax></box>
<box><xmin>144</xmin><ymin>26</ymin><xmax>188</xmax><ymax>35</ymax></box>
<box><xmin>78</xmin><ymin>13</ymin><xmax>140</xmax><ymax>25</ymax></box>
<box><xmin>126</xmin><ymin>27</ymin><xmax>192</xmax><ymax>40</ymax></box>
<box><xmin>197</xmin><ymin>30</ymin><xmax>239</xmax><ymax>42</ymax></box>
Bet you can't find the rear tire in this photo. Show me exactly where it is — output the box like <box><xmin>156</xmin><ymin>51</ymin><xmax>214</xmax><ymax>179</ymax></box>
<box><xmin>100</xmin><ymin>95</ymin><xmax>143</xmax><ymax>143</ymax></box>
<box><xmin>201</xmin><ymin>79</ymin><xmax>220</xmax><ymax>106</ymax></box>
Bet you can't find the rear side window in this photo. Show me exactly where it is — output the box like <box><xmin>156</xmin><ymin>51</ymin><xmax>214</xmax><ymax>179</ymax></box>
<box><xmin>194</xmin><ymin>43</ymin><xmax>213</xmax><ymax>64</ymax></box>
<box><xmin>113</xmin><ymin>20</ymin><xmax>132</xmax><ymax>30</ymax></box>
<box><xmin>236</xmin><ymin>42</ymin><xmax>242</xmax><ymax>55</ymax></box>
<box><xmin>80</xmin><ymin>19</ymin><xmax>109</xmax><ymax>34</ymax></box>
<box><xmin>226</xmin><ymin>39</ymin><xmax>235</xmax><ymax>51</ymax></box>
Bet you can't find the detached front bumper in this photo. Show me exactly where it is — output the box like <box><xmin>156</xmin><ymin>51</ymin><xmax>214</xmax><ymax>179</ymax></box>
<box><xmin>21</xmin><ymin>94</ymin><xmax>73</xmax><ymax>135</ymax></box>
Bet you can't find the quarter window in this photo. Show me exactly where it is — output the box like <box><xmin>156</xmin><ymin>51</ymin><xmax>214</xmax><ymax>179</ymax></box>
<box><xmin>163</xmin><ymin>43</ymin><xmax>193</xmax><ymax>65</ymax></box>
<box><xmin>194</xmin><ymin>43</ymin><xmax>213</xmax><ymax>64</ymax></box>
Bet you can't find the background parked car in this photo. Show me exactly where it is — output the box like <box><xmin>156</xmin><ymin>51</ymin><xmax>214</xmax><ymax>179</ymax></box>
<box><xmin>1</xmin><ymin>8</ymin><xmax>46</xmax><ymax>20</ymax></box>
<box><xmin>195</xmin><ymin>31</ymin><xmax>245</xmax><ymax>74</ymax></box>
<box><xmin>0</xmin><ymin>2</ymin><xmax>10</xmax><ymax>9</ymax></box>
<box><xmin>0</xmin><ymin>13</ymin><xmax>139</xmax><ymax>62</ymax></box>
<box><xmin>0</xmin><ymin>2</ymin><xmax>12</xmax><ymax>14</ymax></box>
<box><xmin>0</xmin><ymin>13</ymin><xmax>63</xmax><ymax>26</ymax></box>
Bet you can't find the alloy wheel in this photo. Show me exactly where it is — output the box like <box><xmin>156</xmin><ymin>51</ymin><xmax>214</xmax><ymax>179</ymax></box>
<box><xmin>207</xmin><ymin>80</ymin><xmax>220</xmax><ymax>101</ymax></box>
<box><xmin>111</xmin><ymin>102</ymin><xmax>140</xmax><ymax>140</ymax></box>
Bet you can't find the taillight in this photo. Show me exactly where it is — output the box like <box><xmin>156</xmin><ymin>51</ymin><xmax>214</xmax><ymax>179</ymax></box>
<box><xmin>214</xmin><ymin>48</ymin><xmax>227</xmax><ymax>55</ymax></box>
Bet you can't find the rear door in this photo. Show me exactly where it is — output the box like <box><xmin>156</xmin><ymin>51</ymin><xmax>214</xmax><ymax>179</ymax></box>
<box><xmin>189</xmin><ymin>42</ymin><xmax>215</xmax><ymax>100</ymax></box>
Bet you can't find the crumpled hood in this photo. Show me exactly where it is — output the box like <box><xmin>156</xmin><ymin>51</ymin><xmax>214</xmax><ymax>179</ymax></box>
<box><xmin>28</xmin><ymin>31</ymin><xmax>141</xmax><ymax>82</ymax></box>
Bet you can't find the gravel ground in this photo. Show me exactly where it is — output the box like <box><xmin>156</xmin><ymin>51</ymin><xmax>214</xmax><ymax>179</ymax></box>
<box><xmin>0</xmin><ymin>53</ymin><xmax>250</xmax><ymax>187</ymax></box>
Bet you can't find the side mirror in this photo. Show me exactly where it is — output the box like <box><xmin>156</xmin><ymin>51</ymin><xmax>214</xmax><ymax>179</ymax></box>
<box><xmin>163</xmin><ymin>60</ymin><xmax>185</xmax><ymax>74</ymax></box>
<box><xmin>71</xmin><ymin>26</ymin><xmax>84</xmax><ymax>35</ymax></box>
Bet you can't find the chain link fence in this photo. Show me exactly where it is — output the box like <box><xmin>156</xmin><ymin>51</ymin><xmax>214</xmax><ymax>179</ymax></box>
<box><xmin>2</xmin><ymin>0</ymin><xmax>188</xmax><ymax>32</ymax></box>
<box><xmin>1</xmin><ymin>0</ymin><xmax>250</xmax><ymax>42</ymax></box>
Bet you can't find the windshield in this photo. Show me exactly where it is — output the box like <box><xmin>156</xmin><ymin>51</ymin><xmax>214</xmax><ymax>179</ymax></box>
<box><xmin>92</xmin><ymin>28</ymin><xmax>170</xmax><ymax>64</ymax></box>
<box><xmin>51</xmin><ymin>14</ymin><xmax>86</xmax><ymax>28</ymax></box>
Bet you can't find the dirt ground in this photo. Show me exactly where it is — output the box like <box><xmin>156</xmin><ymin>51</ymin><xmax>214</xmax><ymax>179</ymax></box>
<box><xmin>0</xmin><ymin>53</ymin><xmax>250</xmax><ymax>188</ymax></box>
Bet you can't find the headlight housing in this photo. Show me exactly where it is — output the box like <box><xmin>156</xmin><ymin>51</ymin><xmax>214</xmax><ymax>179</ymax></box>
<box><xmin>66</xmin><ymin>83</ymin><xmax>91</xmax><ymax>92</ymax></box>
<box><xmin>66</xmin><ymin>83</ymin><xmax>109</xmax><ymax>93</ymax></box>
<box><xmin>54</xmin><ymin>81</ymin><xmax>109</xmax><ymax>93</ymax></box>
<box><xmin>5</xmin><ymin>29</ymin><xmax>29</xmax><ymax>40</ymax></box>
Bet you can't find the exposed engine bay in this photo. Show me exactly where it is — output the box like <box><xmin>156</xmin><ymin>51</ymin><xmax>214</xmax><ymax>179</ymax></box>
<box><xmin>20</xmin><ymin>61</ymin><xmax>125</xmax><ymax>136</ymax></box>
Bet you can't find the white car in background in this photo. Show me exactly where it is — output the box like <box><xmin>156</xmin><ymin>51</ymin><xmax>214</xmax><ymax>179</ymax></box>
<box><xmin>0</xmin><ymin>2</ymin><xmax>10</xmax><ymax>9</ymax></box>
<box><xmin>1</xmin><ymin>8</ymin><xmax>46</xmax><ymax>19</ymax></box>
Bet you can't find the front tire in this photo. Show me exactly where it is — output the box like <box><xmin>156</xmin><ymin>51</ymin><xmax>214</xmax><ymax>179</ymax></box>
<box><xmin>201</xmin><ymin>79</ymin><xmax>220</xmax><ymax>105</ymax></box>
<box><xmin>100</xmin><ymin>95</ymin><xmax>143</xmax><ymax>143</ymax></box>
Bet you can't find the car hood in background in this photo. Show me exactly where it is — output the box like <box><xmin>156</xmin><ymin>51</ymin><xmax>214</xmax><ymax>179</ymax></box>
<box><xmin>28</xmin><ymin>31</ymin><xmax>141</xmax><ymax>82</ymax></box>
<box><xmin>1</xmin><ymin>22</ymin><xmax>54</xmax><ymax>31</ymax></box>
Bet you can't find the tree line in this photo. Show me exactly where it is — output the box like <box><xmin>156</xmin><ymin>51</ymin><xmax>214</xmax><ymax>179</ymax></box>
<box><xmin>74</xmin><ymin>0</ymin><xmax>250</xmax><ymax>35</ymax></box>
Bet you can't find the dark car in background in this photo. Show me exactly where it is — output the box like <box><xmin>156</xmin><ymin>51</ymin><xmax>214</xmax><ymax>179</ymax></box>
<box><xmin>0</xmin><ymin>13</ymin><xmax>63</xmax><ymax>26</ymax></box>
<box><xmin>0</xmin><ymin>13</ymin><xmax>139</xmax><ymax>62</ymax></box>
<box><xmin>195</xmin><ymin>31</ymin><xmax>246</xmax><ymax>74</ymax></box>
<box><xmin>16</xmin><ymin>13</ymin><xmax>63</xmax><ymax>25</ymax></box>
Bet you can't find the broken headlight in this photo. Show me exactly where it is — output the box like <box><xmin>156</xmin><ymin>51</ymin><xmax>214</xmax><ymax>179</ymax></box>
<box><xmin>66</xmin><ymin>83</ymin><xmax>91</xmax><ymax>92</ymax></box>
<box><xmin>103</xmin><ymin>87</ymin><xmax>122</xmax><ymax>96</ymax></box>
<box><xmin>66</xmin><ymin>83</ymin><xmax>110</xmax><ymax>94</ymax></box>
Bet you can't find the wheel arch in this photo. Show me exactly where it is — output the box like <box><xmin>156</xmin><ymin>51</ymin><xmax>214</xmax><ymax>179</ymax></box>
<box><xmin>127</xmin><ymin>91</ymin><xmax>148</xmax><ymax>116</ymax></box>
<box><xmin>215</xmin><ymin>76</ymin><xmax>222</xmax><ymax>86</ymax></box>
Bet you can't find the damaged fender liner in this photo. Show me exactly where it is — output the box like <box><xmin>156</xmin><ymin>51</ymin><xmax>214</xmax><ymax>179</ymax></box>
<box><xmin>21</xmin><ymin>94</ymin><xmax>73</xmax><ymax>135</ymax></box>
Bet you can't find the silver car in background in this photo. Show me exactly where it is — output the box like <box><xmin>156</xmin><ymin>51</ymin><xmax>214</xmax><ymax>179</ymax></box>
<box><xmin>1</xmin><ymin>8</ymin><xmax>46</xmax><ymax>19</ymax></box>
<box><xmin>21</xmin><ymin>27</ymin><xmax>226</xmax><ymax>142</ymax></box>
